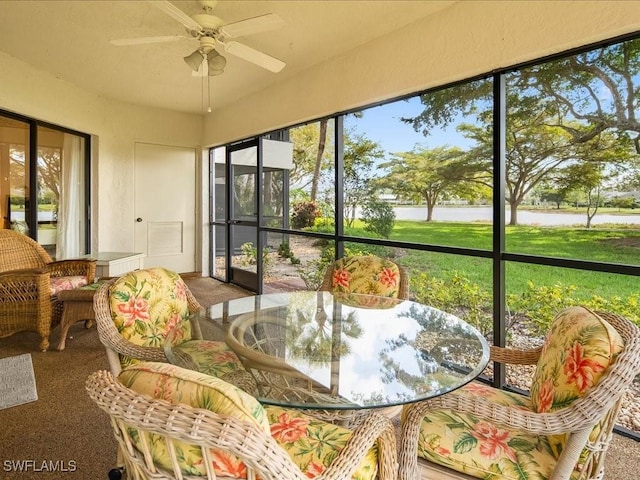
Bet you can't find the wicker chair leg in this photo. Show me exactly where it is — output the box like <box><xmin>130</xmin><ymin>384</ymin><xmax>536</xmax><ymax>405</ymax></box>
<box><xmin>38</xmin><ymin>333</ymin><xmax>50</xmax><ymax>352</ymax></box>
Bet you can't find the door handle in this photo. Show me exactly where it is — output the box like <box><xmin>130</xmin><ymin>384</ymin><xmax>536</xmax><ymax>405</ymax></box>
<box><xmin>136</xmin><ymin>218</ymin><xmax>143</xmax><ymax>223</ymax></box>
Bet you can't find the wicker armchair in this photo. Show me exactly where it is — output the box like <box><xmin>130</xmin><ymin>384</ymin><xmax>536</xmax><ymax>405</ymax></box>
<box><xmin>86</xmin><ymin>365</ymin><xmax>399</xmax><ymax>480</ymax></box>
<box><xmin>93</xmin><ymin>267</ymin><xmax>245</xmax><ymax>378</ymax></box>
<box><xmin>320</xmin><ymin>255</ymin><xmax>409</xmax><ymax>300</ymax></box>
<box><xmin>0</xmin><ymin>229</ymin><xmax>96</xmax><ymax>351</ymax></box>
<box><xmin>398</xmin><ymin>308</ymin><xmax>640</xmax><ymax>480</ymax></box>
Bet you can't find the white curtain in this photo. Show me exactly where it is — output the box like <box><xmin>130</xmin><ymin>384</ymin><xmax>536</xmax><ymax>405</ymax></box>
<box><xmin>55</xmin><ymin>134</ymin><xmax>83</xmax><ymax>259</ymax></box>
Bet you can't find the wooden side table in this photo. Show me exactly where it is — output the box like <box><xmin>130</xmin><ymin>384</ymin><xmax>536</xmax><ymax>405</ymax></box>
<box><xmin>56</xmin><ymin>280</ymin><xmax>107</xmax><ymax>351</ymax></box>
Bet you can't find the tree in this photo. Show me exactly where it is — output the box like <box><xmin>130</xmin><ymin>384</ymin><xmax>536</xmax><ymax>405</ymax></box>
<box><xmin>459</xmin><ymin>102</ymin><xmax>576</xmax><ymax>224</ymax></box>
<box><xmin>289</xmin><ymin>122</ymin><xmax>334</xmax><ymax>198</ymax></box>
<box><xmin>523</xmin><ymin>39</ymin><xmax>640</xmax><ymax>153</ymax></box>
<box><xmin>342</xmin><ymin>131</ymin><xmax>384</xmax><ymax>227</ymax></box>
<box><xmin>379</xmin><ymin>146</ymin><xmax>485</xmax><ymax>222</ymax></box>
<box><xmin>550</xmin><ymin>131</ymin><xmax>635</xmax><ymax>227</ymax></box>
<box><xmin>401</xmin><ymin>39</ymin><xmax>640</xmax><ymax>224</ymax></box>
<box><xmin>311</xmin><ymin>119</ymin><xmax>328</xmax><ymax>202</ymax></box>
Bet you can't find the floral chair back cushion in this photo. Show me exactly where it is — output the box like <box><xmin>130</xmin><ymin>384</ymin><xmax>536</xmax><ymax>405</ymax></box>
<box><xmin>119</xmin><ymin>362</ymin><xmax>270</xmax><ymax>478</ymax></box>
<box><xmin>529</xmin><ymin>305</ymin><xmax>624</xmax><ymax>457</ymax></box>
<box><xmin>109</xmin><ymin>268</ymin><xmax>193</xmax><ymax>352</ymax></box>
<box><xmin>330</xmin><ymin>255</ymin><xmax>401</xmax><ymax>298</ymax></box>
<box><xmin>411</xmin><ymin>306</ymin><xmax>625</xmax><ymax>479</ymax></box>
<box><xmin>119</xmin><ymin>362</ymin><xmax>378</xmax><ymax>480</ymax></box>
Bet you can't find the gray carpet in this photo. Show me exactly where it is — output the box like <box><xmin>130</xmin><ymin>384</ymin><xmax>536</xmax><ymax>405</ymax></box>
<box><xmin>0</xmin><ymin>277</ymin><xmax>637</xmax><ymax>479</ymax></box>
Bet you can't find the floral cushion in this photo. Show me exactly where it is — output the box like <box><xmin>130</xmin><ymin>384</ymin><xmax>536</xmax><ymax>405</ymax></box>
<box><xmin>333</xmin><ymin>292</ymin><xmax>400</xmax><ymax>310</ymax></box>
<box><xmin>411</xmin><ymin>382</ymin><xmax>562</xmax><ymax>479</ymax></box>
<box><xmin>50</xmin><ymin>275</ymin><xmax>89</xmax><ymax>295</ymax></box>
<box><xmin>109</xmin><ymin>267</ymin><xmax>245</xmax><ymax>375</ymax></box>
<box><xmin>330</xmin><ymin>256</ymin><xmax>401</xmax><ymax>298</ymax></box>
<box><xmin>412</xmin><ymin>306</ymin><xmax>625</xmax><ymax>480</ymax></box>
<box><xmin>119</xmin><ymin>362</ymin><xmax>378</xmax><ymax>479</ymax></box>
<box><xmin>109</xmin><ymin>268</ymin><xmax>192</xmax><ymax>348</ymax></box>
<box><xmin>264</xmin><ymin>405</ymin><xmax>378</xmax><ymax>480</ymax></box>
<box><xmin>529</xmin><ymin>306</ymin><xmax>624</xmax><ymax>457</ymax></box>
<box><xmin>175</xmin><ymin>339</ymin><xmax>247</xmax><ymax>378</ymax></box>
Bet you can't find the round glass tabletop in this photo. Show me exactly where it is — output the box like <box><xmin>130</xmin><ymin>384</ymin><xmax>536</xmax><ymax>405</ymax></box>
<box><xmin>168</xmin><ymin>291</ymin><xmax>490</xmax><ymax>411</ymax></box>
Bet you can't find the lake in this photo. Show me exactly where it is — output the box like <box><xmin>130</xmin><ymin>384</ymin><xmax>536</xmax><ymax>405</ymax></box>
<box><xmin>392</xmin><ymin>206</ymin><xmax>640</xmax><ymax>226</ymax></box>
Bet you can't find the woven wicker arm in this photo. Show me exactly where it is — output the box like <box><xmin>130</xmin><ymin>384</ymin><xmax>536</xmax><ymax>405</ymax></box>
<box><xmin>0</xmin><ymin>268</ymin><xmax>52</xmax><ymax>351</ymax></box>
<box><xmin>86</xmin><ymin>370</ymin><xmax>398</xmax><ymax>480</ymax></box>
<box><xmin>489</xmin><ymin>344</ymin><xmax>543</xmax><ymax>364</ymax></box>
<box><xmin>48</xmin><ymin>258</ymin><xmax>96</xmax><ymax>280</ymax></box>
<box><xmin>320</xmin><ymin>258</ymin><xmax>409</xmax><ymax>300</ymax></box>
<box><xmin>399</xmin><ymin>312</ymin><xmax>640</xmax><ymax>480</ymax></box>
<box><xmin>94</xmin><ymin>277</ymin><xmax>204</xmax><ymax>376</ymax></box>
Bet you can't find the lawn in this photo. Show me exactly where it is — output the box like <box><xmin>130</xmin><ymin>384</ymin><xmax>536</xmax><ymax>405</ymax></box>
<box><xmin>389</xmin><ymin>220</ymin><xmax>640</xmax><ymax>301</ymax></box>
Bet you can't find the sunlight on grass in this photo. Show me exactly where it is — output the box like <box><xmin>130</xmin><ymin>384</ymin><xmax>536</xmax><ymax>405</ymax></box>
<box><xmin>392</xmin><ymin>220</ymin><xmax>640</xmax><ymax>300</ymax></box>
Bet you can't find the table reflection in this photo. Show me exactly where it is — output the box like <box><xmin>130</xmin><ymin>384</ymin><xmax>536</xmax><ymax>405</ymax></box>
<box><xmin>218</xmin><ymin>291</ymin><xmax>490</xmax><ymax>410</ymax></box>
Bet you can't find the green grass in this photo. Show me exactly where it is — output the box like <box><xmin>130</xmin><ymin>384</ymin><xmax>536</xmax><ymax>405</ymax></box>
<box><xmin>389</xmin><ymin>220</ymin><xmax>640</xmax><ymax>301</ymax></box>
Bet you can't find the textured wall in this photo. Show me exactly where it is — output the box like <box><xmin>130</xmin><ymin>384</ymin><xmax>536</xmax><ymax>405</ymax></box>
<box><xmin>203</xmin><ymin>0</ymin><xmax>640</xmax><ymax>146</ymax></box>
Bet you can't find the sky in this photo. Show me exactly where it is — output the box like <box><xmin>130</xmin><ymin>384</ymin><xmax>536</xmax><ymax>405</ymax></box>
<box><xmin>344</xmin><ymin>96</ymin><xmax>475</xmax><ymax>161</ymax></box>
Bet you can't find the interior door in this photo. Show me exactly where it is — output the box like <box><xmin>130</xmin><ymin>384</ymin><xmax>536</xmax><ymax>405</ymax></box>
<box><xmin>227</xmin><ymin>140</ymin><xmax>261</xmax><ymax>292</ymax></box>
<box><xmin>134</xmin><ymin>142</ymin><xmax>196</xmax><ymax>273</ymax></box>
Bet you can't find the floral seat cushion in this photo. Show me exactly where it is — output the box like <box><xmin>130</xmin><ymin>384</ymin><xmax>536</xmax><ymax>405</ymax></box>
<box><xmin>50</xmin><ymin>275</ymin><xmax>89</xmax><ymax>295</ymax></box>
<box><xmin>330</xmin><ymin>256</ymin><xmax>401</xmax><ymax>298</ymax></box>
<box><xmin>529</xmin><ymin>306</ymin><xmax>624</xmax><ymax>458</ymax></box>
<box><xmin>108</xmin><ymin>268</ymin><xmax>244</xmax><ymax>375</ymax></box>
<box><xmin>119</xmin><ymin>362</ymin><xmax>378</xmax><ymax>479</ymax></box>
<box><xmin>412</xmin><ymin>306</ymin><xmax>624</xmax><ymax>480</ymax></box>
<box><xmin>176</xmin><ymin>339</ymin><xmax>247</xmax><ymax>378</ymax></box>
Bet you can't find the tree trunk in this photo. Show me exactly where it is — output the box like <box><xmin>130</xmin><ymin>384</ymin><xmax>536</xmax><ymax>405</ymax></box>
<box><xmin>508</xmin><ymin>199</ymin><xmax>519</xmax><ymax>225</ymax></box>
<box><xmin>426</xmin><ymin>205</ymin><xmax>434</xmax><ymax>222</ymax></box>
<box><xmin>311</xmin><ymin>119</ymin><xmax>328</xmax><ymax>202</ymax></box>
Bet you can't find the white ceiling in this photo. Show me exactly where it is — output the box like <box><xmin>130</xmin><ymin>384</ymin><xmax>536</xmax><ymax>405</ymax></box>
<box><xmin>0</xmin><ymin>0</ymin><xmax>455</xmax><ymax>115</ymax></box>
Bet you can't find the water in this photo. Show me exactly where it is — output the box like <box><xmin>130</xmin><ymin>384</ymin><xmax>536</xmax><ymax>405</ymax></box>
<box><xmin>392</xmin><ymin>206</ymin><xmax>640</xmax><ymax>226</ymax></box>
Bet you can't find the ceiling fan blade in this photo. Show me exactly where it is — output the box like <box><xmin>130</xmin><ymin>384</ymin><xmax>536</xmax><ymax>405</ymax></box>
<box><xmin>219</xmin><ymin>13</ymin><xmax>285</xmax><ymax>39</ymax></box>
<box><xmin>147</xmin><ymin>0</ymin><xmax>202</xmax><ymax>32</ymax></box>
<box><xmin>221</xmin><ymin>40</ymin><xmax>285</xmax><ymax>73</ymax></box>
<box><xmin>110</xmin><ymin>35</ymin><xmax>185</xmax><ymax>46</ymax></box>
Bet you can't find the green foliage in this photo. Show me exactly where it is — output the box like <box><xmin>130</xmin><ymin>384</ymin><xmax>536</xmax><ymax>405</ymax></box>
<box><xmin>508</xmin><ymin>282</ymin><xmax>640</xmax><ymax>334</ymax></box>
<box><xmin>291</xmin><ymin>201</ymin><xmax>321</xmax><ymax>229</ymax></box>
<box><xmin>278</xmin><ymin>242</ymin><xmax>300</xmax><ymax>265</ymax></box>
<box><xmin>9</xmin><ymin>196</ymin><xmax>25</xmax><ymax>207</ymax></box>
<box><xmin>411</xmin><ymin>271</ymin><xmax>493</xmax><ymax>337</ymax></box>
<box><xmin>278</xmin><ymin>242</ymin><xmax>293</xmax><ymax>258</ymax></box>
<box><xmin>240</xmin><ymin>242</ymin><xmax>257</xmax><ymax>266</ymax></box>
<box><xmin>361</xmin><ymin>199</ymin><xmax>395</xmax><ymax>238</ymax></box>
<box><xmin>240</xmin><ymin>242</ymin><xmax>272</xmax><ymax>275</ymax></box>
<box><xmin>297</xmin><ymin>257</ymin><xmax>330</xmax><ymax>290</ymax></box>
<box><xmin>506</xmin><ymin>282</ymin><xmax>578</xmax><ymax>335</ymax></box>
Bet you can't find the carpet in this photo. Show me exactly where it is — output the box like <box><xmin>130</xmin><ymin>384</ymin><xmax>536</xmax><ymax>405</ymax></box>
<box><xmin>0</xmin><ymin>353</ymin><xmax>38</xmax><ymax>410</ymax></box>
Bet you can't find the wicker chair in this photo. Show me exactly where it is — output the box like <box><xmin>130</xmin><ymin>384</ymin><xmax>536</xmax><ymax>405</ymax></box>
<box><xmin>398</xmin><ymin>308</ymin><xmax>640</xmax><ymax>480</ymax></box>
<box><xmin>86</xmin><ymin>366</ymin><xmax>399</xmax><ymax>480</ymax></box>
<box><xmin>320</xmin><ymin>255</ymin><xmax>409</xmax><ymax>300</ymax></box>
<box><xmin>0</xmin><ymin>229</ymin><xmax>96</xmax><ymax>351</ymax></box>
<box><xmin>93</xmin><ymin>267</ymin><xmax>245</xmax><ymax>378</ymax></box>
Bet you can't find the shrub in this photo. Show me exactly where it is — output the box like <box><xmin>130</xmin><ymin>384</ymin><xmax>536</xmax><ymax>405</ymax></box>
<box><xmin>361</xmin><ymin>199</ymin><xmax>395</xmax><ymax>238</ymax></box>
<box><xmin>291</xmin><ymin>201</ymin><xmax>320</xmax><ymax>229</ymax></box>
<box><xmin>411</xmin><ymin>271</ymin><xmax>493</xmax><ymax>338</ymax></box>
<box><xmin>507</xmin><ymin>282</ymin><xmax>640</xmax><ymax>334</ymax></box>
<box><xmin>297</xmin><ymin>257</ymin><xmax>331</xmax><ymax>290</ymax></box>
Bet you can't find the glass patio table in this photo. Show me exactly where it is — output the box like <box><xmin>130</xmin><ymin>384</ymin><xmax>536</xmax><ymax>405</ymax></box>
<box><xmin>165</xmin><ymin>291</ymin><xmax>490</xmax><ymax>425</ymax></box>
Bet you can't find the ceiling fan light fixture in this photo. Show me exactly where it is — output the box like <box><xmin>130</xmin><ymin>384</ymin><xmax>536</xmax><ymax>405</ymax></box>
<box><xmin>184</xmin><ymin>50</ymin><xmax>204</xmax><ymax>71</ymax></box>
<box><xmin>207</xmin><ymin>50</ymin><xmax>226</xmax><ymax>76</ymax></box>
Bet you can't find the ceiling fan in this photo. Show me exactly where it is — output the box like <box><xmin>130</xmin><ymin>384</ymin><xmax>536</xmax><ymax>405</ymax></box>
<box><xmin>110</xmin><ymin>0</ymin><xmax>286</xmax><ymax>76</ymax></box>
